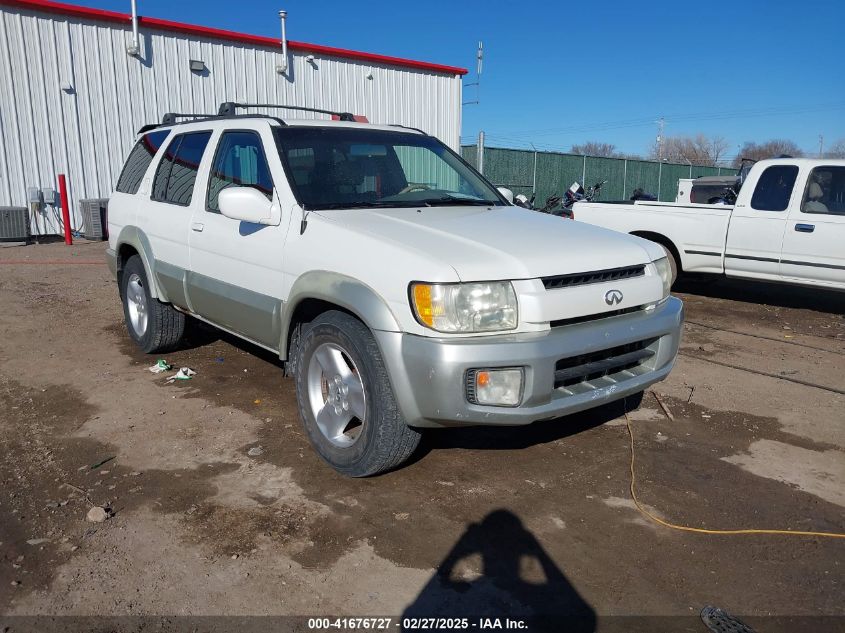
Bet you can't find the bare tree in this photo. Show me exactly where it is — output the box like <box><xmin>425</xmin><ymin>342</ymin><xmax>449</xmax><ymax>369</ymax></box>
<box><xmin>569</xmin><ymin>142</ymin><xmax>619</xmax><ymax>158</ymax></box>
<box><xmin>648</xmin><ymin>134</ymin><xmax>729</xmax><ymax>166</ymax></box>
<box><xmin>825</xmin><ymin>138</ymin><xmax>845</xmax><ymax>159</ymax></box>
<box><xmin>733</xmin><ymin>140</ymin><xmax>805</xmax><ymax>167</ymax></box>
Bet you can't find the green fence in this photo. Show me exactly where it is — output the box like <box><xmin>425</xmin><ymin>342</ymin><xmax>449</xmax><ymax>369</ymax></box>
<box><xmin>461</xmin><ymin>145</ymin><xmax>736</xmax><ymax>204</ymax></box>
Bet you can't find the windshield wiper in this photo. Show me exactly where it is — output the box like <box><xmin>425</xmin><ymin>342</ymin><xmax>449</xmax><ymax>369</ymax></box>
<box><xmin>308</xmin><ymin>201</ymin><xmax>416</xmax><ymax>210</ymax></box>
<box><xmin>420</xmin><ymin>195</ymin><xmax>497</xmax><ymax>206</ymax></box>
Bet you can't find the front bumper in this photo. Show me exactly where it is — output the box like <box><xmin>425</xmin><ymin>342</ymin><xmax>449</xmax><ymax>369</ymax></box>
<box><xmin>375</xmin><ymin>296</ymin><xmax>683</xmax><ymax>428</ymax></box>
<box><xmin>105</xmin><ymin>248</ymin><xmax>118</xmax><ymax>279</ymax></box>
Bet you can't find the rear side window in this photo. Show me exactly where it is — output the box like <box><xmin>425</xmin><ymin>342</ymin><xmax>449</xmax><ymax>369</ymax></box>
<box><xmin>207</xmin><ymin>131</ymin><xmax>274</xmax><ymax>213</ymax></box>
<box><xmin>750</xmin><ymin>165</ymin><xmax>798</xmax><ymax>212</ymax></box>
<box><xmin>115</xmin><ymin>130</ymin><xmax>169</xmax><ymax>194</ymax></box>
<box><xmin>802</xmin><ymin>166</ymin><xmax>845</xmax><ymax>215</ymax></box>
<box><xmin>152</xmin><ymin>131</ymin><xmax>212</xmax><ymax>206</ymax></box>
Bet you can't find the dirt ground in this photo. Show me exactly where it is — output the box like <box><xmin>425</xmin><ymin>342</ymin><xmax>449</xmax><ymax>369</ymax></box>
<box><xmin>0</xmin><ymin>241</ymin><xmax>843</xmax><ymax>631</ymax></box>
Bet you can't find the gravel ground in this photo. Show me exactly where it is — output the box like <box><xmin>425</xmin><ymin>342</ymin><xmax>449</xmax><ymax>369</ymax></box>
<box><xmin>0</xmin><ymin>241</ymin><xmax>842</xmax><ymax>631</ymax></box>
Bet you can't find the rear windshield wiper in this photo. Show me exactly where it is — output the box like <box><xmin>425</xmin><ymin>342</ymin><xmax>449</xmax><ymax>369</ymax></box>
<box><xmin>420</xmin><ymin>195</ymin><xmax>498</xmax><ymax>206</ymax></box>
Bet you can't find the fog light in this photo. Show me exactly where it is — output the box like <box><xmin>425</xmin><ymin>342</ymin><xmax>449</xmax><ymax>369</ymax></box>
<box><xmin>467</xmin><ymin>368</ymin><xmax>524</xmax><ymax>407</ymax></box>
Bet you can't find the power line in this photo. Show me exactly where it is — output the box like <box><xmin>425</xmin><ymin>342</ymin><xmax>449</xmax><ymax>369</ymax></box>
<box><xmin>487</xmin><ymin>101</ymin><xmax>845</xmax><ymax>139</ymax></box>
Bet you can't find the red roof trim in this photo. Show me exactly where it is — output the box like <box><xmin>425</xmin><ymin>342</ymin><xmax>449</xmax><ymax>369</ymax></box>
<box><xmin>1</xmin><ymin>0</ymin><xmax>468</xmax><ymax>76</ymax></box>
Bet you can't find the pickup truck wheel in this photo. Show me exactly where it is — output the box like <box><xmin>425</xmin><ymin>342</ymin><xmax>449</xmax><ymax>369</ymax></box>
<box><xmin>295</xmin><ymin>311</ymin><xmax>421</xmax><ymax>477</ymax></box>
<box><xmin>120</xmin><ymin>255</ymin><xmax>185</xmax><ymax>354</ymax></box>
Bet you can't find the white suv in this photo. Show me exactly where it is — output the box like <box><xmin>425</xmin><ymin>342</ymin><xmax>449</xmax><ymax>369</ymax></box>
<box><xmin>107</xmin><ymin>102</ymin><xmax>683</xmax><ymax>476</ymax></box>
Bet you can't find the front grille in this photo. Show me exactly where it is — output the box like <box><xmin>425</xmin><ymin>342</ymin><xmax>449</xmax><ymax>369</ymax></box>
<box><xmin>550</xmin><ymin>305</ymin><xmax>644</xmax><ymax>328</ymax></box>
<box><xmin>554</xmin><ymin>339</ymin><xmax>656</xmax><ymax>391</ymax></box>
<box><xmin>542</xmin><ymin>264</ymin><xmax>645</xmax><ymax>290</ymax></box>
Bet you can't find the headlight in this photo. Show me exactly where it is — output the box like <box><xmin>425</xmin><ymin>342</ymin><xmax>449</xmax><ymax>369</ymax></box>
<box><xmin>652</xmin><ymin>257</ymin><xmax>672</xmax><ymax>299</ymax></box>
<box><xmin>410</xmin><ymin>281</ymin><xmax>518</xmax><ymax>333</ymax></box>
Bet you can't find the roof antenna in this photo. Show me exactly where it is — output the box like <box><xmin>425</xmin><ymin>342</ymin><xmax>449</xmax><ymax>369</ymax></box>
<box><xmin>462</xmin><ymin>41</ymin><xmax>483</xmax><ymax>106</ymax></box>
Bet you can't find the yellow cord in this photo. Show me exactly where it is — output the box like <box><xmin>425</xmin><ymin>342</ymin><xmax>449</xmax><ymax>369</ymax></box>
<box><xmin>625</xmin><ymin>415</ymin><xmax>845</xmax><ymax>539</ymax></box>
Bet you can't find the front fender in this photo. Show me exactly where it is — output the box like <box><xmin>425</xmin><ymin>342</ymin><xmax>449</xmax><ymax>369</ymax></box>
<box><xmin>280</xmin><ymin>271</ymin><xmax>401</xmax><ymax>360</ymax></box>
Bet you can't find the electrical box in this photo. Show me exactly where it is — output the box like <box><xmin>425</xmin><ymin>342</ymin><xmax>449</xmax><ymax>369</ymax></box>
<box><xmin>41</xmin><ymin>188</ymin><xmax>56</xmax><ymax>205</ymax></box>
<box><xmin>27</xmin><ymin>187</ymin><xmax>42</xmax><ymax>204</ymax></box>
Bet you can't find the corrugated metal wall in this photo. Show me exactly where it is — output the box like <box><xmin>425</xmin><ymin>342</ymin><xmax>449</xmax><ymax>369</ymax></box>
<box><xmin>0</xmin><ymin>5</ymin><xmax>462</xmax><ymax>234</ymax></box>
<box><xmin>462</xmin><ymin>145</ymin><xmax>736</xmax><ymax>205</ymax></box>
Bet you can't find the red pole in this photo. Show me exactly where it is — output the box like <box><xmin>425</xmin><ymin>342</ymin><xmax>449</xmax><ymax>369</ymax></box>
<box><xmin>58</xmin><ymin>173</ymin><xmax>72</xmax><ymax>245</ymax></box>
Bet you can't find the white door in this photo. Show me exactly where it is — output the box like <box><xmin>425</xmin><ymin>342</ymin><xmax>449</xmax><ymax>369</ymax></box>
<box><xmin>144</xmin><ymin>130</ymin><xmax>213</xmax><ymax>308</ymax></box>
<box><xmin>725</xmin><ymin>164</ymin><xmax>799</xmax><ymax>282</ymax></box>
<box><xmin>780</xmin><ymin>164</ymin><xmax>845</xmax><ymax>290</ymax></box>
<box><xmin>187</xmin><ymin>125</ymin><xmax>292</xmax><ymax>350</ymax></box>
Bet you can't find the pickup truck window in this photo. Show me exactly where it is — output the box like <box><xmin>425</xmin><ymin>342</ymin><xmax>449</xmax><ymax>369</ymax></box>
<box><xmin>115</xmin><ymin>130</ymin><xmax>169</xmax><ymax>194</ymax></box>
<box><xmin>152</xmin><ymin>131</ymin><xmax>212</xmax><ymax>206</ymax></box>
<box><xmin>207</xmin><ymin>131</ymin><xmax>274</xmax><ymax>213</ymax></box>
<box><xmin>750</xmin><ymin>165</ymin><xmax>798</xmax><ymax>212</ymax></box>
<box><xmin>274</xmin><ymin>127</ymin><xmax>504</xmax><ymax>210</ymax></box>
<box><xmin>802</xmin><ymin>166</ymin><xmax>845</xmax><ymax>215</ymax></box>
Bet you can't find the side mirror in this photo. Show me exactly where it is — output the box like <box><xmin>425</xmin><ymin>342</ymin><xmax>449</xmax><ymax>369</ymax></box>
<box><xmin>219</xmin><ymin>187</ymin><xmax>279</xmax><ymax>225</ymax></box>
<box><xmin>497</xmin><ymin>187</ymin><xmax>514</xmax><ymax>204</ymax></box>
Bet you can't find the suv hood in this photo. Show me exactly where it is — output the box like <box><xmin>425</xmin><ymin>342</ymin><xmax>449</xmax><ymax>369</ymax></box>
<box><xmin>316</xmin><ymin>205</ymin><xmax>658</xmax><ymax>281</ymax></box>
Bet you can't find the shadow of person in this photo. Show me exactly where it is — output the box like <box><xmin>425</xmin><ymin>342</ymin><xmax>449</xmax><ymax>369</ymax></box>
<box><xmin>402</xmin><ymin>510</ymin><xmax>595</xmax><ymax>633</ymax></box>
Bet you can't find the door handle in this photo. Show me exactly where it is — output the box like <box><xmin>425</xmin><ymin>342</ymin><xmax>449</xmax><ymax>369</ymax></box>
<box><xmin>794</xmin><ymin>223</ymin><xmax>815</xmax><ymax>233</ymax></box>
<box><xmin>191</xmin><ymin>222</ymin><xmax>204</xmax><ymax>232</ymax></box>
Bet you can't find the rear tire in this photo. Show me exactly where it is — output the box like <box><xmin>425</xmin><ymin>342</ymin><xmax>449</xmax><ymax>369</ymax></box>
<box><xmin>294</xmin><ymin>310</ymin><xmax>421</xmax><ymax>477</ymax></box>
<box><xmin>120</xmin><ymin>255</ymin><xmax>185</xmax><ymax>354</ymax></box>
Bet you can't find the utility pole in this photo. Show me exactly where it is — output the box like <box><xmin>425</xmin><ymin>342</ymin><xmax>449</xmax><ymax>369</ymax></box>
<box><xmin>819</xmin><ymin>134</ymin><xmax>824</xmax><ymax>158</ymax></box>
<box><xmin>656</xmin><ymin>117</ymin><xmax>665</xmax><ymax>161</ymax></box>
<box><xmin>477</xmin><ymin>130</ymin><xmax>485</xmax><ymax>174</ymax></box>
<box><xmin>462</xmin><ymin>41</ymin><xmax>483</xmax><ymax>106</ymax></box>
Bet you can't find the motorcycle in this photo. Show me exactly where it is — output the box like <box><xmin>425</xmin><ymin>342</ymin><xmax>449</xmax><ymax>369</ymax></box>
<box><xmin>563</xmin><ymin>180</ymin><xmax>606</xmax><ymax>210</ymax></box>
<box><xmin>707</xmin><ymin>158</ymin><xmax>756</xmax><ymax>205</ymax></box>
<box><xmin>514</xmin><ymin>192</ymin><xmax>564</xmax><ymax>215</ymax></box>
<box><xmin>514</xmin><ymin>193</ymin><xmax>535</xmax><ymax>209</ymax></box>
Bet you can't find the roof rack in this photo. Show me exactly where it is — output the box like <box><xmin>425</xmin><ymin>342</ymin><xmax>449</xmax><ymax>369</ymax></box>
<box><xmin>389</xmin><ymin>123</ymin><xmax>428</xmax><ymax>135</ymax></box>
<box><xmin>136</xmin><ymin>112</ymin><xmax>217</xmax><ymax>134</ymax></box>
<box><xmin>218</xmin><ymin>101</ymin><xmax>357</xmax><ymax>122</ymax></box>
<box><xmin>136</xmin><ymin>102</ymin><xmax>361</xmax><ymax>135</ymax></box>
<box><xmin>161</xmin><ymin>112</ymin><xmax>216</xmax><ymax>126</ymax></box>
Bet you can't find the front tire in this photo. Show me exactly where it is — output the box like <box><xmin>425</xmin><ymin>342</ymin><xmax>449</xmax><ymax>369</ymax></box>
<box><xmin>294</xmin><ymin>311</ymin><xmax>421</xmax><ymax>477</ymax></box>
<box><xmin>120</xmin><ymin>255</ymin><xmax>185</xmax><ymax>354</ymax></box>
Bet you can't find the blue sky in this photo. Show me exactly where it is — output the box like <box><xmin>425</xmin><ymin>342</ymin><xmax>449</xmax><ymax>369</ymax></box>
<box><xmin>90</xmin><ymin>0</ymin><xmax>845</xmax><ymax>159</ymax></box>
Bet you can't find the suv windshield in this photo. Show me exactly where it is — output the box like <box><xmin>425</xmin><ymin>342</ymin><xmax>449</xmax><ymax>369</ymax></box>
<box><xmin>274</xmin><ymin>127</ymin><xmax>504</xmax><ymax>210</ymax></box>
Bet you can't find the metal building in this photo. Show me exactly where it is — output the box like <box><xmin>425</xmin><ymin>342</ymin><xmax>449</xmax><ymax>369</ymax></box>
<box><xmin>0</xmin><ymin>0</ymin><xmax>467</xmax><ymax>235</ymax></box>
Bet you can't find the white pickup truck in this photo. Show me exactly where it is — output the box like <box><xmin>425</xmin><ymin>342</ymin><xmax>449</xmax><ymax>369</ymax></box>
<box><xmin>107</xmin><ymin>103</ymin><xmax>683</xmax><ymax>476</ymax></box>
<box><xmin>574</xmin><ymin>158</ymin><xmax>845</xmax><ymax>291</ymax></box>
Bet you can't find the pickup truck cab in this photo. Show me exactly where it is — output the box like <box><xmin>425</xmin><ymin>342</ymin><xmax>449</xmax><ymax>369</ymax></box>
<box><xmin>106</xmin><ymin>104</ymin><xmax>683</xmax><ymax>476</ymax></box>
<box><xmin>575</xmin><ymin>158</ymin><xmax>845</xmax><ymax>291</ymax></box>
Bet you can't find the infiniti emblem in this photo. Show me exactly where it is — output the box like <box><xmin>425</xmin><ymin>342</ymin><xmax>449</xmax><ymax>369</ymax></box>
<box><xmin>604</xmin><ymin>289</ymin><xmax>623</xmax><ymax>306</ymax></box>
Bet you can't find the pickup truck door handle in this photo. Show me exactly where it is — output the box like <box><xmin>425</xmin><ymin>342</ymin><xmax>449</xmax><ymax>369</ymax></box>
<box><xmin>794</xmin><ymin>223</ymin><xmax>815</xmax><ymax>233</ymax></box>
<box><xmin>191</xmin><ymin>222</ymin><xmax>204</xmax><ymax>232</ymax></box>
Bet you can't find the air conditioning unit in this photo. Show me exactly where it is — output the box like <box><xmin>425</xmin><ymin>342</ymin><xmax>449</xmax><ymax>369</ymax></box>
<box><xmin>0</xmin><ymin>207</ymin><xmax>31</xmax><ymax>242</ymax></box>
<box><xmin>80</xmin><ymin>198</ymin><xmax>109</xmax><ymax>240</ymax></box>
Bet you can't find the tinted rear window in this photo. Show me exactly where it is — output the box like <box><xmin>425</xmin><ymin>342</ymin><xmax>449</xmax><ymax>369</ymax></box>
<box><xmin>152</xmin><ymin>131</ymin><xmax>212</xmax><ymax>206</ymax></box>
<box><xmin>115</xmin><ymin>130</ymin><xmax>169</xmax><ymax>194</ymax></box>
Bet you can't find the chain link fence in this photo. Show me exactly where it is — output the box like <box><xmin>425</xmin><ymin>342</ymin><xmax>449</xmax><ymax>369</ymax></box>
<box><xmin>461</xmin><ymin>145</ymin><xmax>737</xmax><ymax>204</ymax></box>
